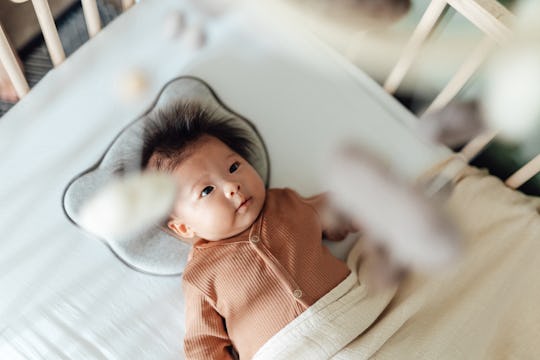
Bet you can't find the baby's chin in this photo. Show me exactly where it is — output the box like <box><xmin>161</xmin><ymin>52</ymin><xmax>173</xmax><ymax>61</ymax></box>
<box><xmin>228</xmin><ymin>216</ymin><xmax>260</xmax><ymax>238</ymax></box>
<box><xmin>213</xmin><ymin>213</ymin><xmax>263</xmax><ymax>241</ymax></box>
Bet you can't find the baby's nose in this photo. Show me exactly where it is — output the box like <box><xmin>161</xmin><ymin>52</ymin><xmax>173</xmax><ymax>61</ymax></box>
<box><xmin>224</xmin><ymin>183</ymin><xmax>241</xmax><ymax>198</ymax></box>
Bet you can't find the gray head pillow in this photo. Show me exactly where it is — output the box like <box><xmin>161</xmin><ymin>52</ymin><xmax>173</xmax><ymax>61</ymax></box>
<box><xmin>63</xmin><ymin>76</ymin><xmax>269</xmax><ymax>276</ymax></box>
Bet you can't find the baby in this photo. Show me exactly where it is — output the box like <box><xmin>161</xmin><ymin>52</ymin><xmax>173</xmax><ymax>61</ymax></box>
<box><xmin>141</xmin><ymin>103</ymin><xmax>355</xmax><ymax>359</ymax></box>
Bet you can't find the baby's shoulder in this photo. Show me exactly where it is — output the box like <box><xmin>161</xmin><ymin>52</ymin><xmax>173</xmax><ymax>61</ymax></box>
<box><xmin>265</xmin><ymin>188</ymin><xmax>322</xmax><ymax>220</ymax></box>
<box><xmin>184</xmin><ymin>244</ymin><xmax>249</xmax><ymax>281</ymax></box>
<box><xmin>267</xmin><ymin>187</ymin><xmax>303</xmax><ymax>202</ymax></box>
<box><xmin>182</xmin><ymin>253</ymin><xmax>216</xmax><ymax>291</ymax></box>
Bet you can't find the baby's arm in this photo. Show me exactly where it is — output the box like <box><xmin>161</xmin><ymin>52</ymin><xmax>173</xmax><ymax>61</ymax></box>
<box><xmin>183</xmin><ymin>281</ymin><xmax>235</xmax><ymax>360</ymax></box>
<box><xmin>302</xmin><ymin>193</ymin><xmax>358</xmax><ymax>241</ymax></box>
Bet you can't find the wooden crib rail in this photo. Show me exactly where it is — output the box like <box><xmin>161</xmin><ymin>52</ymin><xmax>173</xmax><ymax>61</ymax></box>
<box><xmin>459</xmin><ymin>131</ymin><xmax>540</xmax><ymax>191</ymax></box>
<box><xmin>506</xmin><ymin>155</ymin><xmax>540</xmax><ymax>190</ymax></box>
<box><xmin>31</xmin><ymin>0</ymin><xmax>66</xmax><ymax>66</ymax></box>
<box><xmin>383</xmin><ymin>0</ymin><xmax>447</xmax><ymax>95</ymax></box>
<box><xmin>0</xmin><ymin>0</ymin><xmax>134</xmax><ymax>100</ymax></box>
<box><xmin>382</xmin><ymin>0</ymin><xmax>540</xmax><ymax>190</ymax></box>
<box><xmin>423</xmin><ymin>36</ymin><xmax>496</xmax><ymax>115</ymax></box>
<box><xmin>0</xmin><ymin>23</ymin><xmax>30</xmax><ymax>98</ymax></box>
<box><xmin>81</xmin><ymin>0</ymin><xmax>102</xmax><ymax>38</ymax></box>
<box><xmin>382</xmin><ymin>0</ymin><xmax>513</xmax><ymax>165</ymax></box>
<box><xmin>384</xmin><ymin>0</ymin><xmax>514</xmax><ymax>112</ymax></box>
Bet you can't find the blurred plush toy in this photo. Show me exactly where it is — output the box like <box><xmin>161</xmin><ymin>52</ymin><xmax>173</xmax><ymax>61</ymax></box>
<box><xmin>326</xmin><ymin>145</ymin><xmax>461</xmax><ymax>288</ymax></box>
<box><xmin>79</xmin><ymin>172</ymin><xmax>176</xmax><ymax>240</ymax></box>
<box><xmin>285</xmin><ymin>0</ymin><xmax>411</xmax><ymax>25</ymax></box>
<box><xmin>418</xmin><ymin>101</ymin><xmax>487</xmax><ymax>149</ymax></box>
<box><xmin>482</xmin><ymin>0</ymin><xmax>540</xmax><ymax>143</ymax></box>
<box><xmin>163</xmin><ymin>10</ymin><xmax>187</xmax><ymax>38</ymax></box>
<box><xmin>117</xmin><ymin>68</ymin><xmax>150</xmax><ymax>101</ymax></box>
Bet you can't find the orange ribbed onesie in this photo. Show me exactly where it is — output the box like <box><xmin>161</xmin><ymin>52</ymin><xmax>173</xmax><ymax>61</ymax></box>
<box><xmin>182</xmin><ymin>188</ymin><xmax>351</xmax><ymax>359</ymax></box>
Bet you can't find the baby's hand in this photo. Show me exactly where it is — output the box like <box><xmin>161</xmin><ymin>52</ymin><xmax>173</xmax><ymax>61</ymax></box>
<box><xmin>325</xmin><ymin>145</ymin><xmax>460</xmax><ymax>271</ymax></box>
<box><xmin>321</xmin><ymin>209</ymin><xmax>359</xmax><ymax>241</ymax></box>
<box><xmin>301</xmin><ymin>192</ymin><xmax>359</xmax><ymax>241</ymax></box>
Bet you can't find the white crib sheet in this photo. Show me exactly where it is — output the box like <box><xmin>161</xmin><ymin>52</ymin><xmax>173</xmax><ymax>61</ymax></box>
<box><xmin>0</xmin><ymin>0</ymin><xmax>450</xmax><ymax>358</ymax></box>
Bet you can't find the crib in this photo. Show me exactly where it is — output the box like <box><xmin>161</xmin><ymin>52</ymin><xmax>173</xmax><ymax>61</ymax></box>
<box><xmin>1</xmin><ymin>0</ymin><xmax>539</xmax><ymax>358</ymax></box>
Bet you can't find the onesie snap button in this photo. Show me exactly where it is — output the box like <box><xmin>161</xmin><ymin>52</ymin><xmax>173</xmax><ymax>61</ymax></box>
<box><xmin>293</xmin><ymin>289</ymin><xmax>303</xmax><ymax>299</ymax></box>
<box><xmin>250</xmin><ymin>235</ymin><xmax>260</xmax><ymax>244</ymax></box>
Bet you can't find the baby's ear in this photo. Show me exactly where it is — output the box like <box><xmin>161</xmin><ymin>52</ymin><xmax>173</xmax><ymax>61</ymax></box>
<box><xmin>167</xmin><ymin>219</ymin><xmax>196</xmax><ymax>239</ymax></box>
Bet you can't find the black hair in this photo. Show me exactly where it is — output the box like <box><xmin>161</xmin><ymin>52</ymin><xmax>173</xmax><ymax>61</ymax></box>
<box><xmin>141</xmin><ymin>102</ymin><xmax>256</xmax><ymax>172</ymax></box>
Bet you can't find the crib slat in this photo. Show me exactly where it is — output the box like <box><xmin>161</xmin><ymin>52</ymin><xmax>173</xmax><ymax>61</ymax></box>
<box><xmin>81</xmin><ymin>0</ymin><xmax>102</xmax><ymax>38</ymax></box>
<box><xmin>505</xmin><ymin>154</ymin><xmax>540</xmax><ymax>189</ymax></box>
<box><xmin>423</xmin><ymin>36</ymin><xmax>495</xmax><ymax>115</ymax></box>
<box><xmin>31</xmin><ymin>0</ymin><xmax>66</xmax><ymax>67</ymax></box>
<box><xmin>446</xmin><ymin>0</ymin><xmax>513</xmax><ymax>44</ymax></box>
<box><xmin>0</xmin><ymin>24</ymin><xmax>30</xmax><ymax>98</ymax></box>
<box><xmin>459</xmin><ymin>130</ymin><xmax>497</xmax><ymax>162</ymax></box>
<box><xmin>383</xmin><ymin>0</ymin><xmax>447</xmax><ymax>94</ymax></box>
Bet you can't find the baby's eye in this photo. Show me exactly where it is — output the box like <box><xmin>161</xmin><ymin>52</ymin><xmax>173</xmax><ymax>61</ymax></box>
<box><xmin>201</xmin><ymin>186</ymin><xmax>214</xmax><ymax>197</ymax></box>
<box><xmin>229</xmin><ymin>161</ymin><xmax>240</xmax><ymax>173</ymax></box>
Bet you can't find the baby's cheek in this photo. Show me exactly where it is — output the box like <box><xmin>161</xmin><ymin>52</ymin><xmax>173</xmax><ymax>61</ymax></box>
<box><xmin>209</xmin><ymin>210</ymin><xmax>231</xmax><ymax>231</ymax></box>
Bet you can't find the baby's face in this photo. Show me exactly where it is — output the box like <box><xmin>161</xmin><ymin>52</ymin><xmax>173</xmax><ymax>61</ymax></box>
<box><xmin>168</xmin><ymin>136</ymin><xmax>266</xmax><ymax>241</ymax></box>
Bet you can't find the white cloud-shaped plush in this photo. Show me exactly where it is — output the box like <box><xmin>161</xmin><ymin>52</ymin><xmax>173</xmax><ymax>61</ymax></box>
<box><xmin>80</xmin><ymin>172</ymin><xmax>176</xmax><ymax>240</ymax></box>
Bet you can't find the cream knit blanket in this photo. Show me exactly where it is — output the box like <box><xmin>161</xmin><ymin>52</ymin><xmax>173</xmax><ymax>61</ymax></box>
<box><xmin>255</xmin><ymin>166</ymin><xmax>540</xmax><ymax>359</ymax></box>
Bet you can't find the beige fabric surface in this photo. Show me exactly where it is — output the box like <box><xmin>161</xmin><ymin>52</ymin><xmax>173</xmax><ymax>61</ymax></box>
<box><xmin>342</xmin><ymin>165</ymin><xmax>540</xmax><ymax>359</ymax></box>
<box><xmin>254</xmin><ymin>165</ymin><xmax>540</xmax><ymax>359</ymax></box>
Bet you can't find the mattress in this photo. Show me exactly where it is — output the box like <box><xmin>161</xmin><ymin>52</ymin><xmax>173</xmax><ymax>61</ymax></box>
<box><xmin>0</xmin><ymin>0</ymin><xmax>450</xmax><ymax>358</ymax></box>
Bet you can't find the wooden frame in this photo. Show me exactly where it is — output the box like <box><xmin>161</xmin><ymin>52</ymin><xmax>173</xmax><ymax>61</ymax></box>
<box><xmin>384</xmin><ymin>0</ymin><xmax>513</xmax><ymax>102</ymax></box>
<box><xmin>31</xmin><ymin>0</ymin><xmax>66</xmax><ymax>66</ymax></box>
<box><xmin>506</xmin><ymin>155</ymin><xmax>540</xmax><ymax>189</ymax></box>
<box><xmin>383</xmin><ymin>0</ymin><xmax>448</xmax><ymax>95</ymax></box>
<box><xmin>0</xmin><ymin>0</ymin><xmax>120</xmax><ymax>96</ymax></box>
<box><xmin>81</xmin><ymin>0</ymin><xmax>102</xmax><ymax>38</ymax></box>
<box><xmin>385</xmin><ymin>0</ymin><xmax>539</xmax><ymax>188</ymax></box>
<box><xmin>0</xmin><ymin>23</ymin><xmax>30</xmax><ymax>98</ymax></box>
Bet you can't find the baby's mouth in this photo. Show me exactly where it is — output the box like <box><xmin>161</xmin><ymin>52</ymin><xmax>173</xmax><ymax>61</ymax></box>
<box><xmin>236</xmin><ymin>197</ymin><xmax>252</xmax><ymax>213</ymax></box>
